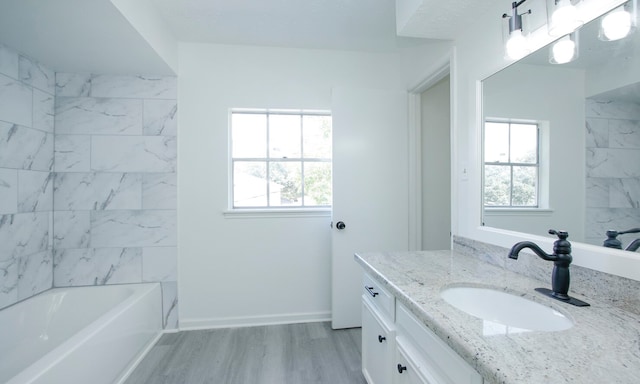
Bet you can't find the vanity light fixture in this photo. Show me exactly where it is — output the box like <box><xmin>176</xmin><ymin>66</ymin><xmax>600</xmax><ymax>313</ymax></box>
<box><xmin>503</xmin><ymin>0</ymin><xmax>532</xmax><ymax>60</ymax></box>
<box><xmin>547</xmin><ymin>0</ymin><xmax>583</xmax><ymax>37</ymax></box>
<box><xmin>549</xmin><ymin>32</ymin><xmax>579</xmax><ymax>64</ymax></box>
<box><xmin>599</xmin><ymin>1</ymin><xmax>636</xmax><ymax>41</ymax></box>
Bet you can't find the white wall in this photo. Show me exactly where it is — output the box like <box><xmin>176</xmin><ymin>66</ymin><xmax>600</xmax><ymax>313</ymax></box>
<box><xmin>482</xmin><ymin>64</ymin><xmax>586</xmax><ymax>240</ymax></box>
<box><xmin>177</xmin><ymin>42</ymin><xmax>450</xmax><ymax>328</ymax></box>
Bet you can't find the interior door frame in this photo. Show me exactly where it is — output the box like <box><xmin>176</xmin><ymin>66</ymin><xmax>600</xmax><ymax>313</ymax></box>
<box><xmin>407</xmin><ymin>55</ymin><xmax>453</xmax><ymax>251</ymax></box>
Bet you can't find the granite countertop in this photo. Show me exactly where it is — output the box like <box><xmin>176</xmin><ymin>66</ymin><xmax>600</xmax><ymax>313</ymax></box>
<box><xmin>355</xmin><ymin>250</ymin><xmax>640</xmax><ymax>384</ymax></box>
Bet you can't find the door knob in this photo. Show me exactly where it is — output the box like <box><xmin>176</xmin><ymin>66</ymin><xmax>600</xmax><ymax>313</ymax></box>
<box><xmin>336</xmin><ymin>221</ymin><xmax>346</xmax><ymax>230</ymax></box>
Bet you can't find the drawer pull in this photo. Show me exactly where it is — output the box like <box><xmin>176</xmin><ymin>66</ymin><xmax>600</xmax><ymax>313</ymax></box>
<box><xmin>378</xmin><ymin>335</ymin><xmax>386</xmax><ymax>343</ymax></box>
<box><xmin>397</xmin><ymin>364</ymin><xmax>407</xmax><ymax>374</ymax></box>
<box><xmin>365</xmin><ymin>286</ymin><xmax>379</xmax><ymax>297</ymax></box>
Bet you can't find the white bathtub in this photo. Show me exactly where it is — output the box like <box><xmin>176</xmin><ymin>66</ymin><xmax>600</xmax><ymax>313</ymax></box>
<box><xmin>0</xmin><ymin>283</ymin><xmax>162</xmax><ymax>384</ymax></box>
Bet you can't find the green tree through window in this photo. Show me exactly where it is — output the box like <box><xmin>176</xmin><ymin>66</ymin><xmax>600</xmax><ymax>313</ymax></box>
<box><xmin>484</xmin><ymin>121</ymin><xmax>539</xmax><ymax>207</ymax></box>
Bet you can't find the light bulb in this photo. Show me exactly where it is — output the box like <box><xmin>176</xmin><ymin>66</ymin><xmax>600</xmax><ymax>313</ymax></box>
<box><xmin>506</xmin><ymin>30</ymin><xmax>530</xmax><ymax>60</ymax></box>
<box><xmin>549</xmin><ymin>0</ymin><xmax>583</xmax><ymax>36</ymax></box>
<box><xmin>551</xmin><ymin>38</ymin><xmax>576</xmax><ymax>64</ymax></box>
<box><xmin>601</xmin><ymin>9</ymin><xmax>632</xmax><ymax>41</ymax></box>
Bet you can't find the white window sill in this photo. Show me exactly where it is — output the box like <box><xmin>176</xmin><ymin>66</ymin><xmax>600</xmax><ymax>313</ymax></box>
<box><xmin>484</xmin><ymin>208</ymin><xmax>554</xmax><ymax>216</ymax></box>
<box><xmin>223</xmin><ymin>208</ymin><xmax>332</xmax><ymax>219</ymax></box>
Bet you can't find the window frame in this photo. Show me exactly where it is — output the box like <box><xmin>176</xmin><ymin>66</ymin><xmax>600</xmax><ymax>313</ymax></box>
<box><xmin>227</xmin><ymin>109</ymin><xmax>332</xmax><ymax>215</ymax></box>
<box><xmin>483</xmin><ymin>119</ymin><xmax>541</xmax><ymax>209</ymax></box>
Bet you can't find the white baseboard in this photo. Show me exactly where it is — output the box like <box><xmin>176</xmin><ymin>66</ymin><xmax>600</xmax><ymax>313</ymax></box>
<box><xmin>179</xmin><ymin>311</ymin><xmax>332</xmax><ymax>331</ymax></box>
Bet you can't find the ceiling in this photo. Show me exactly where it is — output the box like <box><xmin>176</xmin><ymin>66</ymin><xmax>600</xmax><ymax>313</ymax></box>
<box><xmin>151</xmin><ymin>0</ymin><xmax>425</xmax><ymax>51</ymax></box>
<box><xmin>0</xmin><ymin>0</ymin><xmax>175</xmax><ymax>75</ymax></box>
<box><xmin>0</xmin><ymin>0</ymin><xmax>498</xmax><ymax>75</ymax></box>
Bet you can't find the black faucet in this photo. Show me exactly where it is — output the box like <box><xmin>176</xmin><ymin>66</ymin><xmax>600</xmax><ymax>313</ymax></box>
<box><xmin>602</xmin><ymin>228</ymin><xmax>640</xmax><ymax>249</ymax></box>
<box><xmin>509</xmin><ymin>229</ymin><xmax>572</xmax><ymax>300</ymax></box>
<box><xmin>509</xmin><ymin>230</ymin><xmax>589</xmax><ymax>306</ymax></box>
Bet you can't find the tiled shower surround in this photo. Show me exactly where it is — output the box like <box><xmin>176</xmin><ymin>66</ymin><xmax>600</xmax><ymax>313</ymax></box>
<box><xmin>0</xmin><ymin>45</ymin><xmax>55</xmax><ymax>311</ymax></box>
<box><xmin>0</xmin><ymin>44</ymin><xmax>178</xmax><ymax>328</ymax></box>
<box><xmin>585</xmin><ymin>97</ymin><xmax>640</xmax><ymax>247</ymax></box>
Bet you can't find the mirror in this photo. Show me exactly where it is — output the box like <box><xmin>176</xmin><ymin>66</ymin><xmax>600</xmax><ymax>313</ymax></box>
<box><xmin>482</xmin><ymin>7</ymin><xmax>640</xmax><ymax>251</ymax></box>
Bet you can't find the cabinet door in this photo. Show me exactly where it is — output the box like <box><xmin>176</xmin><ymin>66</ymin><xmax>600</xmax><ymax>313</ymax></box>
<box><xmin>362</xmin><ymin>299</ymin><xmax>394</xmax><ymax>384</ymax></box>
<box><xmin>394</xmin><ymin>343</ymin><xmax>429</xmax><ymax>384</ymax></box>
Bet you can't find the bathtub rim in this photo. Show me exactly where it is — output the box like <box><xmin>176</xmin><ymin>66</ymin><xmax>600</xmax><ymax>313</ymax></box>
<box><xmin>5</xmin><ymin>282</ymin><xmax>162</xmax><ymax>384</ymax></box>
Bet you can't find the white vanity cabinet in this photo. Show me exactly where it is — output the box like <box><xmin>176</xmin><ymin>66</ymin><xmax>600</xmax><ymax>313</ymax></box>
<box><xmin>361</xmin><ymin>273</ymin><xmax>483</xmax><ymax>384</ymax></box>
<box><xmin>394</xmin><ymin>303</ymin><xmax>483</xmax><ymax>384</ymax></box>
<box><xmin>362</xmin><ymin>274</ymin><xmax>396</xmax><ymax>384</ymax></box>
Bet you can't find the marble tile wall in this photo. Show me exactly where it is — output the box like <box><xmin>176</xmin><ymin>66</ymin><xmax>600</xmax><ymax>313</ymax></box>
<box><xmin>585</xmin><ymin>98</ymin><xmax>640</xmax><ymax>248</ymax></box>
<box><xmin>0</xmin><ymin>44</ymin><xmax>55</xmax><ymax>310</ymax></box>
<box><xmin>54</xmin><ymin>73</ymin><xmax>178</xmax><ymax>328</ymax></box>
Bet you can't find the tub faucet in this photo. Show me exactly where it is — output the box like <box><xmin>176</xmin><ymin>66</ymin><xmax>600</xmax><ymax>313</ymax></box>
<box><xmin>509</xmin><ymin>229</ymin><xmax>573</xmax><ymax>301</ymax></box>
<box><xmin>626</xmin><ymin>239</ymin><xmax>640</xmax><ymax>252</ymax></box>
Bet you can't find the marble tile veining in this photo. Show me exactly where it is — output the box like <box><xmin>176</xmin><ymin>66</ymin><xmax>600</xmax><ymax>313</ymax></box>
<box><xmin>585</xmin><ymin>178</ymin><xmax>610</xmax><ymax>208</ymax></box>
<box><xmin>586</xmin><ymin>98</ymin><xmax>640</xmax><ymax>120</ymax></box>
<box><xmin>32</xmin><ymin>88</ymin><xmax>55</xmax><ymax>133</ymax></box>
<box><xmin>55</xmin><ymin>73</ymin><xmax>92</xmax><ymax>97</ymax></box>
<box><xmin>55</xmin><ymin>97</ymin><xmax>143</xmax><ymax>135</ymax></box>
<box><xmin>18</xmin><ymin>55</ymin><xmax>55</xmax><ymax>95</ymax></box>
<box><xmin>356</xmin><ymin>249</ymin><xmax>640</xmax><ymax>384</ymax></box>
<box><xmin>0</xmin><ymin>73</ymin><xmax>32</xmax><ymax>127</ymax></box>
<box><xmin>17</xmin><ymin>249</ymin><xmax>52</xmax><ymax>300</ymax></box>
<box><xmin>585</xmin><ymin>207</ymin><xmax>640</xmax><ymax>239</ymax></box>
<box><xmin>0</xmin><ymin>123</ymin><xmax>53</xmax><ymax>171</ymax></box>
<box><xmin>587</xmin><ymin>148</ymin><xmax>640</xmax><ymax>178</ymax></box>
<box><xmin>0</xmin><ymin>257</ymin><xmax>18</xmax><ymax>309</ymax></box>
<box><xmin>585</xmin><ymin>118</ymin><xmax>608</xmax><ymax>148</ymax></box>
<box><xmin>91</xmin><ymin>210</ymin><xmax>177</xmax><ymax>248</ymax></box>
<box><xmin>0</xmin><ymin>212</ymin><xmax>50</xmax><ymax>261</ymax></box>
<box><xmin>142</xmin><ymin>173</ymin><xmax>177</xmax><ymax>209</ymax></box>
<box><xmin>54</xmin><ymin>173</ymin><xmax>142</xmax><ymax>211</ymax></box>
<box><xmin>610</xmin><ymin>119</ymin><xmax>640</xmax><ymax>149</ymax></box>
<box><xmin>54</xmin><ymin>134</ymin><xmax>91</xmax><ymax>172</ymax></box>
<box><xmin>91</xmin><ymin>136</ymin><xmax>177</xmax><ymax>173</ymax></box>
<box><xmin>161</xmin><ymin>281</ymin><xmax>178</xmax><ymax>329</ymax></box>
<box><xmin>143</xmin><ymin>99</ymin><xmax>178</xmax><ymax>136</ymax></box>
<box><xmin>18</xmin><ymin>171</ymin><xmax>53</xmax><ymax>212</ymax></box>
<box><xmin>53</xmin><ymin>211</ymin><xmax>91</xmax><ymax>249</ymax></box>
<box><xmin>0</xmin><ymin>168</ymin><xmax>18</xmax><ymax>213</ymax></box>
<box><xmin>53</xmin><ymin>247</ymin><xmax>142</xmax><ymax>286</ymax></box>
<box><xmin>609</xmin><ymin>178</ymin><xmax>640</xmax><ymax>208</ymax></box>
<box><xmin>90</xmin><ymin>75</ymin><xmax>177</xmax><ymax>99</ymax></box>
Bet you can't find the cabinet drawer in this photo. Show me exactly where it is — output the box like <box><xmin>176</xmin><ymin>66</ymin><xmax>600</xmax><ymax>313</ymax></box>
<box><xmin>362</xmin><ymin>298</ymin><xmax>395</xmax><ymax>384</ymax></box>
<box><xmin>394</xmin><ymin>340</ymin><xmax>430</xmax><ymax>384</ymax></box>
<box><xmin>363</xmin><ymin>273</ymin><xmax>395</xmax><ymax>320</ymax></box>
<box><xmin>396</xmin><ymin>303</ymin><xmax>482</xmax><ymax>384</ymax></box>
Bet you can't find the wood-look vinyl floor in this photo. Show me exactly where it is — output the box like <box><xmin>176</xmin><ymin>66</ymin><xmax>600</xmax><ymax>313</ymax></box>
<box><xmin>124</xmin><ymin>322</ymin><xmax>367</xmax><ymax>384</ymax></box>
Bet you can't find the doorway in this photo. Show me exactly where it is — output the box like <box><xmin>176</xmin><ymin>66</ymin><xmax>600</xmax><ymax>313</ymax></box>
<box><xmin>419</xmin><ymin>75</ymin><xmax>452</xmax><ymax>250</ymax></box>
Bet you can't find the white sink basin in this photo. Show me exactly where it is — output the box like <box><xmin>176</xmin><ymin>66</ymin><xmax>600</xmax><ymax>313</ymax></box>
<box><xmin>440</xmin><ymin>286</ymin><xmax>573</xmax><ymax>332</ymax></box>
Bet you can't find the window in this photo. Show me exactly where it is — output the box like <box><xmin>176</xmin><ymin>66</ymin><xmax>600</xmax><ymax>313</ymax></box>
<box><xmin>230</xmin><ymin>110</ymin><xmax>332</xmax><ymax>209</ymax></box>
<box><xmin>484</xmin><ymin>121</ymin><xmax>539</xmax><ymax>207</ymax></box>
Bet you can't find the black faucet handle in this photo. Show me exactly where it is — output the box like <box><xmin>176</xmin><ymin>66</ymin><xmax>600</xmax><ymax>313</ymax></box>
<box><xmin>549</xmin><ymin>229</ymin><xmax>571</xmax><ymax>256</ymax></box>
<box><xmin>548</xmin><ymin>229</ymin><xmax>568</xmax><ymax>240</ymax></box>
<box><xmin>619</xmin><ymin>228</ymin><xmax>640</xmax><ymax>235</ymax></box>
<box><xmin>604</xmin><ymin>230</ymin><xmax>623</xmax><ymax>249</ymax></box>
